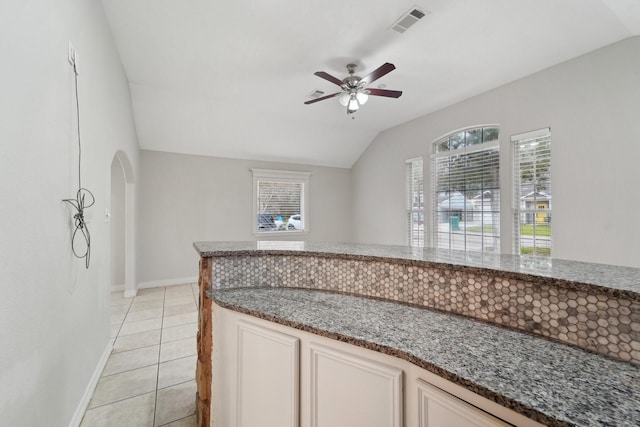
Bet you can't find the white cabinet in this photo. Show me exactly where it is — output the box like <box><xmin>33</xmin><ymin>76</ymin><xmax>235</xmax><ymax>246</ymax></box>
<box><xmin>416</xmin><ymin>379</ymin><xmax>512</xmax><ymax>427</ymax></box>
<box><xmin>236</xmin><ymin>321</ymin><xmax>300</xmax><ymax>427</ymax></box>
<box><xmin>310</xmin><ymin>344</ymin><xmax>403</xmax><ymax>427</ymax></box>
<box><xmin>212</xmin><ymin>304</ymin><xmax>543</xmax><ymax>427</ymax></box>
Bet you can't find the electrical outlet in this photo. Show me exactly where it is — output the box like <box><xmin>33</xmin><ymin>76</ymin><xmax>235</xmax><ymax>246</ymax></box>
<box><xmin>68</xmin><ymin>41</ymin><xmax>78</xmax><ymax>71</ymax></box>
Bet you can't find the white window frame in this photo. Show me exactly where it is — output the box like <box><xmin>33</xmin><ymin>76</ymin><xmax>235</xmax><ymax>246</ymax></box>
<box><xmin>251</xmin><ymin>169</ymin><xmax>310</xmax><ymax>236</ymax></box>
<box><xmin>512</xmin><ymin>128</ymin><xmax>552</xmax><ymax>257</ymax></box>
<box><xmin>431</xmin><ymin>125</ymin><xmax>501</xmax><ymax>253</ymax></box>
<box><xmin>406</xmin><ymin>157</ymin><xmax>424</xmax><ymax>247</ymax></box>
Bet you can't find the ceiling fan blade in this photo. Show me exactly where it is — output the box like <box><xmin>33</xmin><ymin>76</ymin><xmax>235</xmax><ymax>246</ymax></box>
<box><xmin>359</xmin><ymin>63</ymin><xmax>396</xmax><ymax>86</ymax></box>
<box><xmin>313</xmin><ymin>71</ymin><xmax>345</xmax><ymax>87</ymax></box>
<box><xmin>366</xmin><ymin>88</ymin><xmax>403</xmax><ymax>98</ymax></box>
<box><xmin>304</xmin><ymin>92</ymin><xmax>343</xmax><ymax>105</ymax></box>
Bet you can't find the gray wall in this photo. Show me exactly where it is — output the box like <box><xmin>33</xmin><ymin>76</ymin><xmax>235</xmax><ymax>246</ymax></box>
<box><xmin>138</xmin><ymin>150</ymin><xmax>352</xmax><ymax>284</ymax></box>
<box><xmin>0</xmin><ymin>1</ymin><xmax>140</xmax><ymax>425</ymax></box>
<box><xmin>352</xmin><ymin>36</ymin><xmax>640</xmax><ymax>268</ymax></box>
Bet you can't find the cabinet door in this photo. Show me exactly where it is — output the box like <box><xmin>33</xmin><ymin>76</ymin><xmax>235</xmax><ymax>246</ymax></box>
<box><xmin>309</xmin><ymin>343</ymin><xmax>403</xmax><ymax>427</ymax></box>
<box><xmin>417</xmin><ymin>379</ymin><xmax>512</xmax><ymax>427</ymax></box>
<box><xmin>237</xmin><ymin>321</ymin><xmax>300</xmax><ymax>427</ymax></box>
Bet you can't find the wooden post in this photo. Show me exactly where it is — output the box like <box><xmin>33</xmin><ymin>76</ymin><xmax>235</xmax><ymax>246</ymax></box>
<box><xmin>196</xmin><ymin>257</ymin><xmax>213</xmax><ymax>426</ymax></box>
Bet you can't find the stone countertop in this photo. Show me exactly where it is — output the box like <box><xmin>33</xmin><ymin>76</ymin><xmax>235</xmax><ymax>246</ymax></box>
<box><xmin>211</xmin><ymin>287</ymin><xmax>640</xmax><ymax>427</ymax></box>
<box><xmin>193</xmin><ymin>241</ymin><xmax>640</xmax><ymax>298</ymax></box>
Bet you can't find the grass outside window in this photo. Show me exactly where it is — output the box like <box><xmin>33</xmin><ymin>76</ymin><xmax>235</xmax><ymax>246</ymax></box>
<box><xmin>467</xmin><ymin>224</ymin><xmax>550</xmax><ymax>236</ymax></box>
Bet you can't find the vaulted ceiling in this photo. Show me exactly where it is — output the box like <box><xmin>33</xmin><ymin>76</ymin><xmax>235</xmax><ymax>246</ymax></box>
<box><xmin>101</xmin><ymin>0</ymin><xmax>640</xmax><ymax>168</ymax></box>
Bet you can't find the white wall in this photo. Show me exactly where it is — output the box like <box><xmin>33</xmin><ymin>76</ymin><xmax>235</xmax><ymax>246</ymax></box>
<box><xmin>110</xmin><ymin>157</ymin><xmax>126</xmax><ymax>288</ymax></box>
<box><xmin>137</xmin><ymin>150</ymin><xmax>352</xmax><ymax>284</ymax></box>
<box><xmin>0</xmin><ymin>1</ymin><xmax>139</xmax><ymax>425</ymax></box>
<box><xmin>352</xmin><ymin>36</ymin><xmax>640</xmax><ymax>268</ymax></box>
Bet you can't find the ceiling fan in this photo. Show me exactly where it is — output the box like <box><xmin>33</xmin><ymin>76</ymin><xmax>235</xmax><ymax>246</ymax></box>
<box><xmin>304</xmin><ymin>62</ymin><xmax>402</xmax><ymax>116</ymax></box>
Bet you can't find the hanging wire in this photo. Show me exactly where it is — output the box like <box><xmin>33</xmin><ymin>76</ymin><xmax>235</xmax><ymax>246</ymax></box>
<box><xmin>63</xmin><ymin>60</ymin><xmax>95</xmax><ymax>269</ymax></box>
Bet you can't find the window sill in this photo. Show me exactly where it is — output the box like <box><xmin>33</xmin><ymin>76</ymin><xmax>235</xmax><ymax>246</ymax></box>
<box><xmin>253</xmin><ymin>230</ymin><xmax>309</xmax><ymax>237</ymax></box>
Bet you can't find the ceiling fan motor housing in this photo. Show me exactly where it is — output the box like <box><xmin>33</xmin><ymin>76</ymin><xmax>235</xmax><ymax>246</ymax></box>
<box><xmin>342</xmin><ymin>64</ymin><xmax>363</xmax><ymax>88</ymax></box>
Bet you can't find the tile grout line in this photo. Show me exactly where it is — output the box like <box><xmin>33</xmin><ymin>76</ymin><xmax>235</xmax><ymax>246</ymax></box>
<box><xmin>156</xmin><ymin>377</ymin><xmax>196</xmax><ymax>392</ymax></box>
<box><xmin>100</xmin><ymin>287</ymin><xmax>198</xmax><ymax>426</ymax></box>
<box><xmin>80</xmin><ymin>292</ymin><xmax>140</xmax><ymax>424</ymax></box>
<box><xmin>85</xmin><ymin>287</ymin><xmax>197</xmax><ymax>427</ymax></box>
<box><xmin>98</xmin><ymin>359</ymin><xmax>160</xmax><ymax>379</ymax></box>
<box><xmin>111</xmin><ymin>295</ymin><xmax>134</xmax><ymax>339</ymax></box>
<box><xmin>158</xmin><ymin>413</ymin><xmax>195</xmax><ymax>427</ymax></box>
<box><xmin>111</xmin><ymin>336</ymin><xmax>162</xmax><ymax>355</ymax></box>
<box><xmin>111</xmin><ymin>324</ymin><xmax>197</xmax><ymax>357</ymax></box>
<box><xmin>85</xmin><ymin>390</ymin><xmax>156</xmax><ymax>411</ymax></box>
<box><xmin>153</xmin><ymin>286</ymin><xmax>167</xmax><ymax>427</ymax></box>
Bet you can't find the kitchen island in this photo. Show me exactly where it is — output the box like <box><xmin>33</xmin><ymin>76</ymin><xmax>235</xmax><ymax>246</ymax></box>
<box><xmin>193</xmin><ymin>241</ymin><xmax>640</xmax><ymax>427</ymax></box>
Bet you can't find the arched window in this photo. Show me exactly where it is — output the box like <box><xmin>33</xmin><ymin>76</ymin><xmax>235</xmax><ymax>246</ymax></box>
<box><xmin>432</xmin><ymin>126</ymin><xmax>500</xmax><ymax>253</ymax></box>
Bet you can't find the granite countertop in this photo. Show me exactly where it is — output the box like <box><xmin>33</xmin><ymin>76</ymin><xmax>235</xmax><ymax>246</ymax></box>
<box><xmin>212</xmin><ymin>287</ymin><xmax>640</xmax><ymax>427</ymax></box>
<box><xmin>194</xmin><ymin>241</ymin><xmax>640</xmax><ymax>298</ymax></box>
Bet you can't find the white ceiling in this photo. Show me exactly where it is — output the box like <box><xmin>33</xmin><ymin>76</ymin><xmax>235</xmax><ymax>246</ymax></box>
<box><xmin>100</xmin><ymin>0</ymin><xmax>639</xmax><ymax>168</ymax></box>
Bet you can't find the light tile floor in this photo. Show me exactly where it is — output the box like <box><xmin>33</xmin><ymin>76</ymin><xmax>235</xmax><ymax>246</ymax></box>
<box><xmin>80</xmin><ymin>284</ymin><xmax>199</xmax><ymax>427</ymax></box>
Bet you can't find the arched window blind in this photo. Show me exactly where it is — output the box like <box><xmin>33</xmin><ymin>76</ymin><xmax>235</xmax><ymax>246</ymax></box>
<box><xmin>432</xmin><ymin>127</ymin><xmax>500</xmax><ymax>253</ymax></box>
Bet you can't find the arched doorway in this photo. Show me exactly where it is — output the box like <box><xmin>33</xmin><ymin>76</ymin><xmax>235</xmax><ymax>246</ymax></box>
<box><xmin>110</xmin><ymin>151</ymin><xmax>137</xmax><ymax>297</ymax></box>
<box><xmin>110</xmin><ymin>157</ymin><xmax>126</xmax><ymax>291</ymax></box>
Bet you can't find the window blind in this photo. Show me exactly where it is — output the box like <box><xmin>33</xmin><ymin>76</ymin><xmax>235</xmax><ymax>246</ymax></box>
<box><xmin>512</xmin><ymin>128</ymin><xmax>552</xmax><ymax>256</ymax></box>
<box><xmin>252</xmin><ymin>169</ymin><xmax>310</xmax><ymax>233</ymax></box>
<box><xmin>257</xmin><ymin>181</ymin><xmax>303</xmax><ymax>218</ymax></box>
<box><xmin>432</xmin><ymin>127</ymin><xmax>500</xmax><ymax>253</ymax></box>
<box><xmin>406</xmin><ymin>157</ymin><xmax>424</xmax><ymax>247</ymax></box>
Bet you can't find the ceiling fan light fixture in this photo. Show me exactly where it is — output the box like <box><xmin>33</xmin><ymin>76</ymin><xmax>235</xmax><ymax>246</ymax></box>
<box><xmin>339</xmin><ymin>90</ymin><xmax>367</xmax><ymax>108</ymax></box>
<box><xmin>356</xmin><ymin>92</ymin><xmax>368</xmax><ymax>105</ymax></box>
<box><xmin>348</xmin><ymin>94</ymin><xmax>359</xmax><ymax>110</ymax></box>
<box><xmin>347</xmin><ymin>93</ymin><xmax>360</xmax><ymax>114</ymax></box>
<box><xmin>338</xmin><ymin>92</ymin><xmax>350</xmax><ymax>107</ymax></box>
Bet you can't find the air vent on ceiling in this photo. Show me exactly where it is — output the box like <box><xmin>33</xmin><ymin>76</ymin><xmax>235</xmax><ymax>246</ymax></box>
<box><xmin>307</xmin><ymin>90</ymin><xmax>325</xmax><ymax>99</ymax></box>
<box><xmin>390</xmin><ymin>7</ymin><xmax>428</xmax><ymax>33</ymax></box>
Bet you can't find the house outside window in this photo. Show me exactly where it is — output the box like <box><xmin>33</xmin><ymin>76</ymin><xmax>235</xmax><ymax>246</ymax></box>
<box><xmin>406</xmin><ymin>157</ymin><xmax>424</xmax><ymax>247</ymax></box>
<box><xmin>251</xmin><ymin>169</ymin><xmax>310</xmax><ymax>234</ymax></box>
<box><xmin>512</xmin><ymin>128</ymin><xmax>552</xmax><ymax>256</ymax></box>
<box><xmin>432</xmin><ymin>126</ymin><xmax>500</xmax><ymax>253</ymax></box>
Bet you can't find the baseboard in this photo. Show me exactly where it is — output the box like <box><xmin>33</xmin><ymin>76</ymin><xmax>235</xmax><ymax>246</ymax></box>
<box><xmin>111</xmin><ymin>283</ymin><xmax>125</xmax><ymax>292</ymax></box>
<box><xmin>138</xmin><ymin>276</ymin><xmax>199</xmax><ymax>290</ymax></box>
<box><xmin>123</xmin><ymin>288</ymin><xmax>137</xmax><ymax>298</ymax></box>
<box><xmin>68</xmin><ymin>338</ymin><xmax>114</xmax><ymax>427</ymax></box>
<box><xmin>120</xmin><ymin>276</ymin><xmax>199</xmax><ymax>298</ymax></box>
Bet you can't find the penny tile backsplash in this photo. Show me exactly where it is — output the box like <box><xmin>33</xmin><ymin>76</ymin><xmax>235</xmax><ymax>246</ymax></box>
<box><xmin>210</xmin><ymin>254</ymin><xmax>639</xmax><ymax>364</ymax></box>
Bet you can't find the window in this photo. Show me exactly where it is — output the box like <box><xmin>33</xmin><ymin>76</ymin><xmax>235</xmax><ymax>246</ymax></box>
<box><xmin>512</xmin><ymin>128</ymin><xmax>551</xmax><ymax>256</ymax></box>
<box><xmin>251</xmin><ymin>169</ymin><xmax>310</xmax><ymax>234</ymax></box>
<box><xmin>432</xmin><ymin>126</ymin><xmax>500</xmax><ymax>252</ymax></box>
<box><xmin>406</xmin><ymin>157</ymin><xmax>424</xmax><ymax>247</ymax></box>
